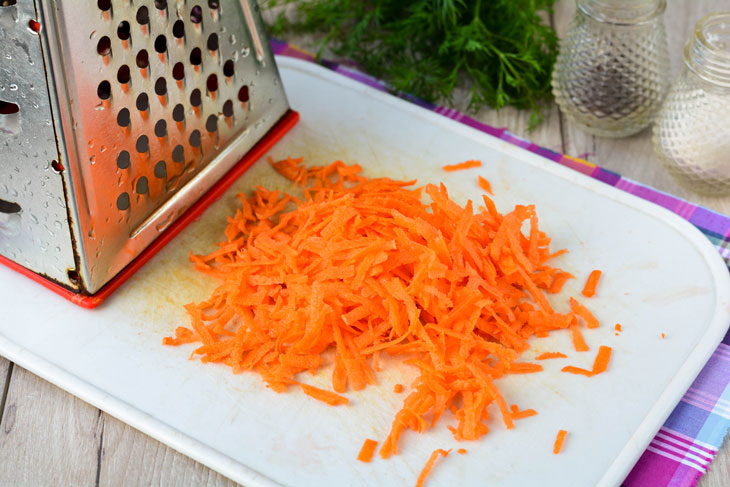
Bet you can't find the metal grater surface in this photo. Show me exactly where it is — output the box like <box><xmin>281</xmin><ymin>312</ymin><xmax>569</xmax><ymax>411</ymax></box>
<box><xmin>0</xmin><ymin>0</ymin><xmax>290</xmax><ymax>294</ymax></box>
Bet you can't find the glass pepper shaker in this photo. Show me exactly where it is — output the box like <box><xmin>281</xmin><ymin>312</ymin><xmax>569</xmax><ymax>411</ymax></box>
<box><xmin>653</xmin><ymin>13</ymin><xmax>730</xmax><ymax>195</ymax></box>
<box><xmin>552</xmin><ymin>0</ymin><xmax>670</xmax><ymax>138</ymax></box>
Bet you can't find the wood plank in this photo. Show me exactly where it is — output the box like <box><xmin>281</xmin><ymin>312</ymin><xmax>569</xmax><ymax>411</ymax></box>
<box><xmin>0</xmin><ymin>365</ymin><xmax>100</xmax><ymax>486</ymax></box>
<box><xmin>700</xmin><ymin>432</ymin><xmax>730</xmax><ymax>487</ymax></box>
<box><xmin>0</xmin><ymin>357</ymin><xmax>10</xmax><ymax>424</ymax></box>
<box><xmin>553</xmin><ymin>0</ymin><xmax>730</xmax><ymax>216</ymax></box>
<box><xmin>98</xmin><ymin>413</ymin><xmax>238</xmax><ymax>486</ymax></box>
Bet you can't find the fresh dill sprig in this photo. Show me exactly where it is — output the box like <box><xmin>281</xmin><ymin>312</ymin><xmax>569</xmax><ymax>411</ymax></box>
<box><xmin>264</xmin><ymin>0</ymin><xmax>558</xmax><ymax>128</ymax></box>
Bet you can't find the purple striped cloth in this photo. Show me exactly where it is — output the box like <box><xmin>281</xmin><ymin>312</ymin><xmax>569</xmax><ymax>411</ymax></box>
<box><xmin>271</xmin><ymin>39</ymin><xmax>730</xmax><ymax>487</ymax></box>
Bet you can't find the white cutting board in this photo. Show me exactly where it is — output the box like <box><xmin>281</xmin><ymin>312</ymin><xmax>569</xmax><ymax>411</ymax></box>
<box><xmin>1</xmin><ymin>57</ymin><xmax>729</xmax><ymax>487</ymax></box>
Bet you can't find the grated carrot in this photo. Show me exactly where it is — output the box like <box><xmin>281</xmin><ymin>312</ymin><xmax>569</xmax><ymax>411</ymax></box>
<box><xmin>535</xmin><ymin>352</ymin><xmax>567</xmax><ymax>360</ymax></box>
<box><xmin>457</xmin><ymin>448</ymin><xmax>467</xmax><ymax>455</ymax></box>
<box><xmin>581</xmin><ymin>270</ymin><xmax>602</xmax><ymax>297</ymax></box>
<box><xmin>416</xmin><ymin>449</ymin><xmax>451</xmax><ymax>487</ymax></box>
<box><xmin>662</xmin><ymin>333</ymin><xmax>666</xmax><ymax>339</ymax></box>
<box><xmin>614</xmin><ymin>323</ymin><xmax>622</xmax><ymax>334</ymax></box>
<box><xmin>477</xmin><ymin>175</ymin><xmax>493</xmax><ymax>195</ymax></box>
<box><xmin>443</xmin><ymin>159</ymin><xmax>481</xmax><ymax>171</ymax></box>
<box><xmin>553</xmin><ymin>430</ymin><xmax>568</xmax><ymax>454</ymax></box>
<box><xmin>162</xmin><ymin>156</ymin><xmax>604</xmax><ymax>474</ymax></box>
<box><xmin>393</xmin><ymin>383</ymin><xmax>404</xmax><ymax>394</ymax></box>
<box><xmin>357</xmin><ymin>439</ymin><xmax>379</xmax><ymax>463</ymax></box>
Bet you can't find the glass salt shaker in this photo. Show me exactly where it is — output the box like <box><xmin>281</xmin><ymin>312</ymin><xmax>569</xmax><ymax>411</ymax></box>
<box><xmin>653</xmin><ymin>13</ymin><xmax>730</xmax><ymax>195</ymax></box>
<box><xmin>552</xmin><ymin>0</ymin><xmax>670</xmax><ymax>138</ymax></box>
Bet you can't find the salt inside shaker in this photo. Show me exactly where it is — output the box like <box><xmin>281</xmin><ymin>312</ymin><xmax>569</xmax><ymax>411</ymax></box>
<box><xmin>653</xmin><ymin>12</ymin><xmax>730</xmax><ymax>195</ymax></box>
<box><xmin>553</xmin><ymin>0</ymin><xmax>670</xmax><ymax>138</ymax></box>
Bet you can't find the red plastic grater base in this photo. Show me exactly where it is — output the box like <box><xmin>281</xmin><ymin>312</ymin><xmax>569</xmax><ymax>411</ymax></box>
<box><xmin>0</xmin><ymin>109</ymin><xmax>300</xmax><ymax>309</ymax></box>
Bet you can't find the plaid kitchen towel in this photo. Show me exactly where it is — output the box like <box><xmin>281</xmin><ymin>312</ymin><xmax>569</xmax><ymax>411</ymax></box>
<box><xmin>270</xmin><ymin>39</ymin><xmax>730</xmax><ymax>487</ymax></box>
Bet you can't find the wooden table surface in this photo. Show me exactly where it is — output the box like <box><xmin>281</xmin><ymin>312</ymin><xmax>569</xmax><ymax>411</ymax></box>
<box><xmin>2</xmin><ymin>1</ymin><xmax>729</xmax><ymax>485</ymax></box>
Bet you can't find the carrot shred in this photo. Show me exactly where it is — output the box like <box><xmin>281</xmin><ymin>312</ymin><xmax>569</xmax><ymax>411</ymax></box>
<box><xmin>299</xmin><ymin>383</ymin><xmax>349</xmax><ymax>406</ymax></box>
<box><xmin>393</xmin><ymin>383</ymin><xmax>404</xmax><ymax>394</ymax></box>
<box><xmin>570</xmin><ymin>297</ymin><xmax>600</xmax><ymax>329</ymax></box>
<box><xmin>443</xmin><ymin>159</ymin><xmax>481</xmax><ymax>172</ymax></box>
<box><xmin>162</xmin><ymin>156</ymin><xmax>602</xmax><ymax>474</ymax></box>
<box><xmin>591</xmin><ymin>346</ymin><xmax>612</xmax><ymax>375</ymax></box>
<box><xmin>614</xmin><ymin>323</ymin><xmax>622</xmax><ymax>334</ymax></box>
<box><xmin>510</xmin><ymin>404</ymin><xmax>538</xmax><ymax>420</ymax></box>
<box><xmin>457</xmin><ymin>448</ymin><xmax>467</xmax><ymax>455</ymax></box>
<box><xmin>553</xmin><ymin>430</ymin><xmax>568</xmax><ymax>454</ymax></box>
<box><xmin>570</xmin><ymin>324</ymin><xmax>589</xmax><ymax>352</ymax></box>
<box><xmin>548</xmin><ymin>272</ymin><xmax>573</xmax><ymax>294</ymax></box>
<box><xmin>581</xmin><ymin>270</ymin><xmax>602</xmax><ymax>298</ymax></box>
<box><xmin>416</xmin><ymin>449</ymin><xmax>451</xmax><ymax>487</ymax></box>
<box><xmin>477</xmin><ymin>175</ymin><xmax>493</xmax><ymax>195</ymax></box>
<box><xmin>505</xmin><ymin>362</ymin><xmax>543</xmax><ymax>374</ymax></box>
<box><xmin>561</xmin><ymin>365</ymin><xmax>593</xmax><ymax>377</ymax></box>
<box><xmin>535</xmin><ymin>352</ymin><xmax>567</xmax><ymax>360</ymax></box>
<box><xmin>662</xmin><ymin>333</ymin><xmax>666</xmax><ymax>339</ymax></box>
<box><xmin>357</xmin><ymin>439</ymin><xmax>379</xmax><ymax>463</ymax></box>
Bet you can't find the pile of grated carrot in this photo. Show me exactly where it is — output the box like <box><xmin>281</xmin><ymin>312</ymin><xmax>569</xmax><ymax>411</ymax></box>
<box><xmin>164</xmin><ymin>156</ymin><xmax>610</xmax><ymax>479</ymax></box>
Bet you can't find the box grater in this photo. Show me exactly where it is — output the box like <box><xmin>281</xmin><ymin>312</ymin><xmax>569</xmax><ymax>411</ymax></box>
<box><xmin>0</xmin><ymin>0</ymin><xmax>297</xmax><ymax>306</ymax></box>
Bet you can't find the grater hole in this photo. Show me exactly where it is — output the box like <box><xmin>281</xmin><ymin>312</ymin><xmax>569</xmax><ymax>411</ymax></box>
<box><xmin>154</xmin><ymin>35</ymin><xmax>167</xmax><ymax>54</ymax></box>
<box><xmin>190</xmin><ymin>89</ymin><xmax>202</xmax><ymax>107</ymax></box>
<box><xmin>205</xmin><ymin>114</ymin><xmax>218</xmax><ymax>133</ymax></box>
<box><xmin>189</xmin><ymin>129</ymin><xmax>201</xmax><ymax>147</ymax></box>
<box><xmin>136</xmin><ymin>50</ymin><xmax>149</xmax><ymax>69</ymax></box>
<box><xmin>136</xmin><ymin>6</ymin><xmax>149</xmax><ymax>25</ymax></box>
<box><xmin>238</xmin><ymin>85</ymin><xmax>249</xmax><ymax>103</ymax></box>
<box><xmin>223</xmin><ymin>60</ymin><xmax>234</xmax><ymax>78</ymax></box>
<box><xmin>172</xmin><ymin>103</ymin><xmax>185</xmax><ymax>122</ymax></box>
<box><xmin>116</xmin><ymin>192</ymin><xmax>130</xmax><ymax>211</ymax></box>
<box><xmin>190</xmin><ymin>47</ymin><xmax>202</xmax><ymax>66</ymax></box>
<box><xmin>97</xmin><ymin>36</ymin><xmax>112</xmax><ymax>56</ymax></box>
<box><xmin>206</xmin><ymin>74</ymin><xmax>218</xmax><ymax>94</ymax></box>
<box><xmin>154</xmin><ymin>160</ymin><xmax>167</xmax><ymax>178</ymax></box>
<box><xmin>67</xmin><ymin>269</ymin><xmax>80</xmax><ymax>285</ymax></box>
<box><xmin>172</xmin><ymin>144</ymin><xmax>184</xmax><ymax>163</ymax></box>
<box><xmin>117</xmin><ymin>21</ymin><xmax>131</xmax><ymax>41</ymax></box>
<box><xmin>172</xmin><ymin>20</ymin><xmax>185</xmax><ymax>39</ymax></box>
<box><xmin>154</xmin><ymin>78</ymin><xmax>167</xmax><ymax>96</ymax></box>
<box><xmin>97</xmin><ymin>0</ymin><xmax>111</xmax><ymax>11</ymax></box>
<box><xmin>97</xmin><ymin>80</ymin><xmax>111</xmax><ymax>100</ymax></box>
<box><xmin>116</xmin><ymin>108</ymin><xmax>130</xmax><ymax>127</ymax></box>
<box><xmin>222</xmin><ymin>100</ymin><xmax>233</xmax><ymax>117</ymax></box>
<box><xmin>208</xmin><ymin>0</ymin><xmax>219</xmax><ymax>9</ymax></box>
<box><xmin>172</xmin><ymin>62</ymin><xmax>185</xmax><ymax>81</ymax></box>
<box><xmin>135</xmin><ymin>93</ymin><xmax>149</xmax><ymax>112</ymax></box>
<box><xmin>154</xmin><ymin>0</ymin><xmax>167</xmax><ymax>10</ymax></box>
<box><xmin>207</xmin><ymin>33</ymin><xmax>219</xmax><ymax>52</ymax></box>
<box><xmin>154</xmin><ymin>119</ymin><xmax>167</xmax><ymax>137</ymax></box>
<box><xmin>51</xmin><ymin>160</ymin><xmax>64</xmax><ymax>173</ymax></box>
<box><xmin>136</xmin><ymin>176</ymin><xmax>149</xmax><ymax>195</ymax></box>
<box><xmin>190</xmin><ymin>5</ymin><xmax>203</xmax><ymax>24</ymax></box>
<box><xmin>136</xmin><ymin>135</ymin><xmax>149</xmax><ymax>153</ymax></box>
<box><xmin>117</xmin><ymin>150</ymin><xmax>130</xmax><ymax>169</ymax></box>
<box><xmin>117</xmin><ymin>65</ymin><xmax>131</xmax><ymax>84</ymax></box>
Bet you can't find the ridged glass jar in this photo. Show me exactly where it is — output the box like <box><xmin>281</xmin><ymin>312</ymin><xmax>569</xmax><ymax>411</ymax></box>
<box><xmin>653</xmin><ymin>13</ymin><xmax>730</xmax><ymax>195</ymax></box>
<box><xmin>552</xmin><ymin>0</ymin><xmax>670</xmax><ymax>138</ymax></box>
